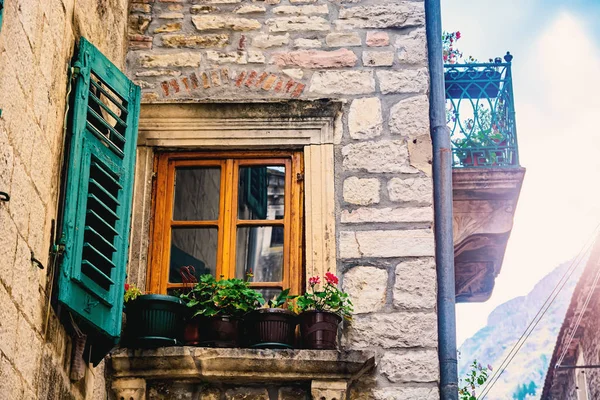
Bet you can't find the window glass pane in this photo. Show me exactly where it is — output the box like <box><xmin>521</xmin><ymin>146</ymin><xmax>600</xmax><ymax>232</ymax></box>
<box><xmin>257</xmin><ymin>288</ymin><xmax>283</xmax><ymax>303</ymax></box>
<box><xmin>169</xmin><ymin>228</ymin><xmax>217</xmax><ymax>283</ymax></box>
<box><xmin>173</xmin><ymin>167</ymin><xmax>220</xmax><ymax>221</ymax></box>
<box><xmin>236</xmin><ymin>226</ymin><xmax>284</xmax><ymax>282</ymax></box>
<box><xmin>238</xmin><ymin>166</ymin><xmax>285</xmax><ymax>220</ymax></box>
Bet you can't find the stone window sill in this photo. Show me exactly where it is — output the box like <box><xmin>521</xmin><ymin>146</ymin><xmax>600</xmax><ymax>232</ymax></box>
<box><xmin>109</xmin><ymin>347</ymin><xmax>375</xmax><ymax>400</ymax></box>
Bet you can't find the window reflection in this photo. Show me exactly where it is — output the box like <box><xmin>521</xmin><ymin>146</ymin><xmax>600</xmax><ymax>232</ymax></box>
<box><xmin>238</xmin><ymin>166</ymin><xmax>285</xmax><ymax>220</ymax></box>
<box><xmin>169</xmin><ymin>228</ymin><xmax>217</xmax><ymax>283</ymax></box>
<box><xmin>236</xmin><ymin>226</ymin><xmax>284</xmax><ymax>282</ymax></box>
<box><xmin>173</xmin><ymin>167</ymin><xmax>221</xmax><ymax>221</ymax></box>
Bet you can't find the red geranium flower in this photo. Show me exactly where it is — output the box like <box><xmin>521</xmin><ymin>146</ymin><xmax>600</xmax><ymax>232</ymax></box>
<box><xmin>456</xmin><ymin>31</ymin><xmax>461</xmax><ymax>39</ymax></box>
<box><xmin>325</xmin><ymin>272</ymin><xmax>339</xmax><ymax>285</ymax></box>
<box><xmin>124</xmin><ymin>283</ymin><xmax>130</xmax><ymax>291</ymax></box>
<box><xmin>309</xmin><ymin>276</ymin><xmax>320</xmax><ymax>286</ymax></box>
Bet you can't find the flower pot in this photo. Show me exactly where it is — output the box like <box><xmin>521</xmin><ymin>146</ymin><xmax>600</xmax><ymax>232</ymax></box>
<box><xmin>183</xmin><ymin>315</ymin><xmax>204</xmax><ymax>346</ymax></box>
<box><xmin>299</xmin><ymin>310</ymin><xmax>342</xmax><ymax>350</ymax></box>
<box><xmin>201</xmin><ymin>315</ymin><xmax>241</xmax><ymax>348</ymax></box>
<box><xmin>123</xmin><ymin>294</ymin><xmax>187</xmax><ymax>348</ymax></box>
<box><xmin>444</xmin><ymin>70</ymin><xmax>501</xmax><ymax>99</ymax></box>
<box><xmin>245</xmin><ymin>308</ymin><xmax>298</xmax><ymax>349</ymax></box>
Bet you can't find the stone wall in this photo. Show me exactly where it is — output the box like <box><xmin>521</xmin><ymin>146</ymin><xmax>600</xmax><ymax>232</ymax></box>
<box><xmin>127</xmin><ymin>0</ymin><xmax>439</xmax><ymax>398</ymax></box>
<box><xmin>0</xmin><ymin>0</ymin><xmax>129</xmax><ymax>399</ymax></box>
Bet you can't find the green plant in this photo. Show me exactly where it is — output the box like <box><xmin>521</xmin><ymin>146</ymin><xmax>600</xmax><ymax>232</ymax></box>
<box><xmin>295</xmin><ymin>272</ymin><xmax>353</xmax><ymax>320</ymax></box>
<box><xmin>124</xmin><ymin>283</ymin><xmax>143</xmax><ymax>303</ymax></box>
<box><xmin>262</xmin><ymin>288</ymin><xmax>296</xmax><ymax>309</ymax></box>
<box><xmin>459</xmin><ymin>360</ymin><xmax>492</xmax><ymax>400</ymax></box>
<box><xmin>181</xmin><ymin>274</ymin><xmax>264</xmax><ymax>318</ymax></box>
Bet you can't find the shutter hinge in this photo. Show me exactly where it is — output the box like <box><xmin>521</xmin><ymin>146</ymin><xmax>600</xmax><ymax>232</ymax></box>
<box><xmin>52</xmin><ymin>234</ymin><xmax>66</xmax><ymax>256</ymax></box>
<box><xmin>296</xmin><ymin>173</ymin><xmax>304</xmax><ymax>182</ymax></box>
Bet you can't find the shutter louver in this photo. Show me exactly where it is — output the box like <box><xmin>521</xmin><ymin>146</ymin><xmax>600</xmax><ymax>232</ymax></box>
<box><xmin>58</xmin><ymin>37</ymin><xmax>140</xmax><ymax>341</ymax></box>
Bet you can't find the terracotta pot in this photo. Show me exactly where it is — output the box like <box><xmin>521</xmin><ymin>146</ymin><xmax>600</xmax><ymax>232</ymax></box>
<box><xmin>245</xmin><ymin>308</ymin><xmax>298</xmax><ymax>349</ymax></box>
<box><xmin>201</xmin><ymin>315</ymin><xmax>241</xmax><ymax>348</ymax></box>
<box><xmin>298</xmin><ymin>311</ymin><xmax>341</xmax><ymax>350</ymax></box>
<box><xmin>183</xmin><ymin>315</ymin><xmax>203</xmax><ymax>346</ymax></box>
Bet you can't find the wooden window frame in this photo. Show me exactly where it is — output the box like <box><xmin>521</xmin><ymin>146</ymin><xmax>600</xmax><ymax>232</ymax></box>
<box><xmin>148</xmin><ymin>151</ymin><xmax>304</xmax><ymax>295</ymax></box>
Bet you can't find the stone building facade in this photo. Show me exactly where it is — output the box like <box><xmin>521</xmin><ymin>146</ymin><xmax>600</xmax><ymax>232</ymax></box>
<box><xmin>0</xmin><ymin>0</ymin><xmax>439</xmax><ymax>399</ymax></box>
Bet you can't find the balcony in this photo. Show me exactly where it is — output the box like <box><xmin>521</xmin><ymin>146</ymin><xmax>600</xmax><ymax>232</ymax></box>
<box><xmin>447</xmin><ymin>53</ymin><xmax>526</xmax><ymax>302</ymax></box>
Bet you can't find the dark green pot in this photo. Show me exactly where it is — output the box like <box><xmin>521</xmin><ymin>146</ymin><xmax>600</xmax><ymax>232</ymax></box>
<box><xmin>123</xmin><ymin>294</ymin><xmax>187</xmax><ymax>348</ymax></box>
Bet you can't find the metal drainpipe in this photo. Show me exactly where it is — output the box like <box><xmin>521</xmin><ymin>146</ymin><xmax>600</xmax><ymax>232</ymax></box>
<box><xmin>425</xmin><ymin>0</ymin><xmax>458</xmax><ymax>399</ymax></box>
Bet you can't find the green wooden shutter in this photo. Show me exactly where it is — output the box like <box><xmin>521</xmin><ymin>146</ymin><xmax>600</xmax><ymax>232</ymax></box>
<box><xmin>58</xmin><ymin>37</ymin><xmax>140</xmax><ymax>341</ymax></box>
<box><xmin>0</xmin><ymin>0</ymin><xmax>4</xmax><ymax>32</ymax></box>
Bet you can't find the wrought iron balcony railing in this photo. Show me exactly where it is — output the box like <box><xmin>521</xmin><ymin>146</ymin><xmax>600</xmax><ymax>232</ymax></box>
<box><xmin>445</xmin><ymin>52</ymin><xmax>519</xmax><ymax>168</ymax></box>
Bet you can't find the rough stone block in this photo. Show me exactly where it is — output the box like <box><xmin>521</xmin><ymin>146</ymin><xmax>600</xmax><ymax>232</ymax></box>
<box><xmin>340</xmin><ymin>207</ymin><xmax>433</xmax><ymax>224</ymax></box>
<box><xmin>309</xmin><ymin>71</ymin><xmax>374</xmax><ymax>95</ymax></box>
<box><xmin>194</xmin><ymin>0</ymin><xmax>241</xmax><ymax>3</ymax></box>
<box><xmin>341</xmin><ymin>140</ymin><xmax>416</xmax><ymax>173</ymax></box>
<box><xmin>389</xmin><ymin>95</ymin><xmax>430</xmax><ymax>138</ymax></box>
<box><xmin>266</xmin><ymin>16</ymin><xmax>330</xmax><ymax>32</ymax></box>
<box><xmin>380</xmin><ymin>350</ymin><xmax>439</xmax><ymax>383</ymax></box>
<box><xmin>0</xmin><ymin>356</ymin><xmax>23</xmax><ymax>400</ymax></box>
<box><xmin>129</xmin><ymin>14</ymin><xmax>152</xmax><ymax>35</ymax></box>
<box><xmin>235</xmin><ymin>4</ymin><xmax>266</xmax><ymax>13</ymax></box>
<box><xmin>394</xmin><ymin>258</ymin><xmax>436</xmax><ymax>310</ymax></box>
<box><xmin>372</xmin><ymin>386</ymin><xmax>439</xmax><ymax>400</ymax></box>
<box><xmin>366</xmin><ymin>31</ymin><xmax>389</xmax><ymax>47</ymax></box>
<box><xmin>282</xmin><ymin>68</ymin><xmax>304</xmax><ymax>80</ymax></box>
<box><xmin>343</xmin><ymin>177</ymin><xmax>380</xmax><ymax>206</ymax></box>
<box><xmin>14</xmin><ymin>316</ymin><xmax>41</xmax><ymax>388</ymax></box>
<box><xmin>162</xmin><ymin>34</ymin><xmax>229</xmax><ymax>48</ymax></box>
<box><xmin>377</xmin><ymin>68</ymin><xmax>429</xmax><ymax>94</ymax></box>
<box><xmin>273</xmin><ymin>5</ymin><xmax>329</xmax><ymax>15</ymax></box>
<box><xmin>191</xmin><ymin>5</ymin><xmax>220</xmax><ymax>14</ymax></box>
<box><xmin>0</xmin><ymin>209</ymin><xmax>17</xmax><ymax>289</ymax></box>
<box><xmin>387</xmin><ymin>177</ymin><xmax>433</xmax><ymax>205</ymax></box>
<box><xmin>158</xmin><ymin>12</ymin><xmax>184</xmax><ymax>19</ymax></box>
<box><xmin>248</xmin><ymin>50</ymin><xmax>266</xmax><ymax>63</ymax></box>
<box><xmin>396</xmin><ymin>28</ymin><xmax>428</xmax><ymax>65</ymax></box>
<box><xmin>339</xmin><ymin>229</ymin><xmax>435</xmax><ymax>258</ymax></box>
<box><xmin>336</xmin><ymin>2</ymin><xmax>425</xmax><ymax>29</ymax></box>
<box><xmin>343</xmin><ymin>266</ymin><xmax>387</xmax><ymax>313</ymax></box>
<box><xmin>0</xmin><ymin>285</ymin><xmax>18</xmax><ymax>360</ymax></box>
<box><xmin>326</xmin><ymin>32</ymin><xmax>361</xmax><ymax>47</ymax></box>
<box><xmin>192</xmin><ymin>15</ymin><xmax>261</xmax><ymax>31</ymax></box>
<box><xmin>154</xmin><ymin>22</ymin><xmax>182</xmax><ymax>33</ymax></box>
<box><xmin>225</xmin><ymin>387</ymin><xmax>269</xmax><ymax>399</ymax></box>
<box><xmin>253</xmin><ymin>34</ymin><xmax>290</xmax><ymax>48</ymax></box>
<box><xmin>271</xmin><ymin>49</ymin><xmax>357</xmax><ymax>68</ymax></box>
<box><xmin>294</xmin><ymin>38</ymin><xmax>322</xmax><ymax>48</ymax></box>
<box><xmin>345</xmin><ymin>312</ymin><xmax>437</xmax><ymax>348</ymax></box>
<box><xmin>348</xmin><ymin>97</ymin><xmax>382</xmax><ymax>139</ymax></box>
<box><xmin>362</xmin><ymin>51</ymin><xmax>394</xmax><ymax>67</ymax></box>
<box><xmin>139</xmin><ymin>52</ymin><xmax>203</xmax><ymax>68</ymax></box>
<box><xmin>206</xmin><ymin>51</ymin><xmax>248</xmax><ymax>64</ymax></box>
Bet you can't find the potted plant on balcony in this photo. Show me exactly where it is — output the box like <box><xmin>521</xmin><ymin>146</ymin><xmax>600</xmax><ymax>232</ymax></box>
<box><xmin>443</xmin><ymin>31</ymin><xmax>503</xmax><ymax>99</ymax></box>
<box><xmin>295</xmin><ymin>273</ymin><xmax>353</xmax><ymax>350</ymax></box>
<box><xmin>182</xmin><ymin>275</ymin><xmax>264</xmax><ymax>347</ymax></box>
<box><xmin>244</xmin><ymin>289</ymin><xmax>297</xmax><ymax>349</ymax></box>
<box><xmin>122</xmin><ymin>283</ymin><xmax>187</xmax><ymax>348</ymax></box>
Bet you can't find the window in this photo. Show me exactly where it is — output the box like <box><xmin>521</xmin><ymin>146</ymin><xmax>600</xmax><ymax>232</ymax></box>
<box><xmin>148</xmin><ymin>151</ymin><xmax>304</xmax><ymax>297</ymax></box>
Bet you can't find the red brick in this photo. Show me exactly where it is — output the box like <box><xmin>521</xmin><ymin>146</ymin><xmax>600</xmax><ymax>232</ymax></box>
<box><xmin>235</xmin><ymin>71</ymin><xmax>247</xmax><ymax>87</ymax></box>
<box><xmin>284</xmin><ymin>79</ymin><xmax>295</xmax><ymax>93</ymax></box>
<box><xmin>181</xmin><ymin>77</ymin><xmax>191</xmax><ymax>91</ymax></box>
<box><xmin>169</xmin><ymin>79</ymin><xmax>180</xmax><ymax>93</ymax></box>
<box><xmin>201</xmin><ymin>72</ymin><xmax>210</xmax><ymax>89</ymax></box>
<box><xmin>161</xmin><ymin>81</ymin><xmax>170</xmax><ymax>96</ymax></box>
<box><xmin>255</xmin><ymin>72</ymin><xmax>268</xmax><ymax>87</ymax></box>
<box><xmin>210</xmin><ymin>70</ymin><xmax>222</xmax><ymax>86</ymax></box>
<box><xmin>190</xmin><ymin>73</ymin><xmax>200</xmax><ymax>89</ymax></box>
<box><xmin>366</xmin><ymin>31</ymin><xmax>389</xmax><ymax>47</ymax></box>
<box><xmin>245</xmin><ymin>71</ymin><xmax>258</xmax><ymax>87</ymax></box>
<box><xmin>262</xmin><ymin>75</ymin><xmax>277</xmax><ymax>91</ymax></box>
<box><xmin>291</xmin><ymin>83</ymin><xmax>305</xmax><ymax>98</ymax></box>
<box><xmin>274</xmin><ymin>79</ymin><xmax>284</xmax><ymax>92</ymax></box>
<box><xmin>221</xmin><ymin>68</ymin><xmax>230</xmax><ymax>84</ymax></box>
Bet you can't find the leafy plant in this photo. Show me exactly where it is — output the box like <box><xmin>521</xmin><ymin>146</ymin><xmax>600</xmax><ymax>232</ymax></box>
<box><xmin>459</xmin><ymin>360</ymin><xmax>492</xmax><ymax>400</ymax></box>
<box><xmin>262</xmin><ymin>288</ymin><xmax>296</xmax><ymax>309</ymax></box>
<box><xmin>295</xmin><ymin>272</ymin><xmax>353</xmax><ymax>320</ymax></box>
<box><xmin>124</xmin><ymin>283</ymin><xmax>143</xmax><ymax>303</ymax></box>
<box><xmin>181</xmin><ymin>274</ymin><xmax>264</xmax><ymax>318</ymax></box>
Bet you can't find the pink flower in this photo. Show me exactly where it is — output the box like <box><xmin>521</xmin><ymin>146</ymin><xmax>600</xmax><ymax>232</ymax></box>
<box><xmin>456</xmin><ymin>31</ymin><xmax>461</xmax><ymax>39</ymax></box>
<box><xmin>487</xmin><ymin>364</ymin><xmax>493</xmax><ymax>371</ymax></box>
<box><xmin>309</xmin><ymin>276</ymin><xmax>320</xmax><ymax>286</ymax></box>
<box><xmin>325</xmin><ymin>272</ymin><xmax>339</xmax><ymax>285</ymax></box>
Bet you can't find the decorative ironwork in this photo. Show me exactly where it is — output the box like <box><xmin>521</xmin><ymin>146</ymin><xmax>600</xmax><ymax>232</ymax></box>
<box><xmin>445</xmin><ymin>52</ymin><xmax>520</xmax><ymax>168</ymax></box>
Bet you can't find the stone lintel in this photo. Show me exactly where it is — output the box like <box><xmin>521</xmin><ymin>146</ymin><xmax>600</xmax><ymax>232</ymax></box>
<box><xmin>110</xmin><ymin>347</ymin><xmax>375</xmax><ymax>383</ymax></box>
<box><xmin>453</xmin><ymin>167</ymin><xmax>526</xmax><ymax>302</ymax></box>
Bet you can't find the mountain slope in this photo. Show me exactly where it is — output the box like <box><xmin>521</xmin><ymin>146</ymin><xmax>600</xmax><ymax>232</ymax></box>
<box><xmin>458</xmin><ymin>260</ymin><xmax>584</xmax><ymax>399</ymax></box>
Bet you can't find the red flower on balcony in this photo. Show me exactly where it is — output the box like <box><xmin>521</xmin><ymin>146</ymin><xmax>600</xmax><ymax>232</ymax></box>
<box><xmin>325</xmin><ymin>272</ymin><xmax>339</xmax><ymax>285</ymax></box>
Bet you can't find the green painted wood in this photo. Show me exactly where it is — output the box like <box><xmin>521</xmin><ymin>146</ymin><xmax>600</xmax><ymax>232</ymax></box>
<box><xmin>0</xmin><ymin>0</ymin><xmax>4</xmax><ymax>32</ymax></box>
<box><xmin>58</xmin><ymin>37</ymin><xmax>141</xmax><ymax>341</ymax></box>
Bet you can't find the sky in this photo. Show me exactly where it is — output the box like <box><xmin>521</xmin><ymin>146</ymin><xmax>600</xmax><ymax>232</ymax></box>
<box><xmin>440</xmin><ymin>0</ymin><xmax>600</xmax><ymax>347</ymax></box>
